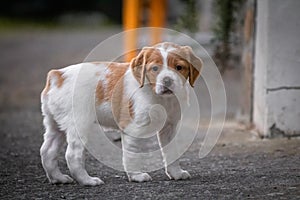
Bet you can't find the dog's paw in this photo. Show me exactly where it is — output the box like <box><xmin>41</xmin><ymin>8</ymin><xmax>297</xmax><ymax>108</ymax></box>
<box><xmin>128</xmin><ymin>173</ymin><xmax>152</xmax><ymax>182</ymax></box>
<box><xmin>167</xmin><ymin>170</ymin><xmax>191</xmax><ymax>180</ymax></box>
<box><xmin>78</xmin><ymin>177</ymin><xmax>104</xmax><ymax>186</ymax></box>
<box><xmin>50</xmin><ymin>174</ymin><xmax>74</xmax><ymax>184</ymax></box>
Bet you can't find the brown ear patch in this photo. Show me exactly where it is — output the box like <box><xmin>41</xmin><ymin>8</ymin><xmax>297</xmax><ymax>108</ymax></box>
<box><xmin>130</xmin><ymin>53</ymin><xmax>146</xmax><ymax>87</ymax></box>
<box><xmin>42</xmin><ymin>69</ymin><xmax>65</xmax><ymax>95</ymax></box>
<box><xmin>165</xmin><ymin>45</ymin><xmax>202</xmax><ymax>87</ymax></box>
<box><xmin>130</xmin><ymin>47</ymin><xmax>163</xmax><ymax>87</ymax></box>
<box><xmin>181</xmin><ymin>46</ymin><xmax>203</xmax><ymax>87</ymax></box>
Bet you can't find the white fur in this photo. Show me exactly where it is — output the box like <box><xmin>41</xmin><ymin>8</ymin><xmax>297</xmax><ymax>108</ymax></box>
<box><xmin>40</xmin><ymin>44</ymin><xmax>193</xmax><ymax>186</ymax></box>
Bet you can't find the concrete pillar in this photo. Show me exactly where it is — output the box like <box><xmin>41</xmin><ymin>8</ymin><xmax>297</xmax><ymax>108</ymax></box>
<box><xmin>254</xmin><ymin>0</ymin><xmax>300</xmax><ymax>137</ymax></box>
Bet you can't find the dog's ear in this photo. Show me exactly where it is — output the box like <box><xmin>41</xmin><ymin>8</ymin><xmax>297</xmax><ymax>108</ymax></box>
<box><xmin>181</xmin><ymin>46</ymin><xmax>203</xmax><ymax>87</ymax></box>
<box><xmin>130</xmin><ymin>47</ymin><xmax>151</xmax><ymax>88</ymax></box>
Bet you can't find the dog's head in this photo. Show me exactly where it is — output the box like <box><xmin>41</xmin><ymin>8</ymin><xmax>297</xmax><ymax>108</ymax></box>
<box><xmin>130</xmin><ymin>42</ymin><xmax>203</xmax><ymax>96</ymax></box>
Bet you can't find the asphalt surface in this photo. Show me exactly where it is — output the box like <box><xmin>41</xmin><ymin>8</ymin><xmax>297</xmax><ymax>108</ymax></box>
<box><xmin>0</xmin><ymin>28</ymin><xmax>299</xmax><ymax>199</ymax></box>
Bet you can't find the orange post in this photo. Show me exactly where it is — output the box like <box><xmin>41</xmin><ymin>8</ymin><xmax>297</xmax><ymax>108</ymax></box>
<box><xmin>123</xmin><ymin>0</ymin><xmax>140</xmax><ymax>62</ymax></box>
<box><xmin>149</xmin><ymin>0</ymin><xmax>167</xmax><ymax>45</ymax></box>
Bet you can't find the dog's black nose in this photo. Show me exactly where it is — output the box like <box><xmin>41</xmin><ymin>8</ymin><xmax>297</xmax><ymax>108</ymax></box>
<box><xmin>163</xmin><ymin>77</ymin><xmax>173</xmax><ymax>87</ymax></box>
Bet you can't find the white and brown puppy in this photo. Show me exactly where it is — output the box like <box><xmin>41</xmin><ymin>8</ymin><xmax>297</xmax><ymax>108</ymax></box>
<box><xmin>40</xmin><ymin>42</ymin><xmax>202</xmax><ymax>186</ymax></box>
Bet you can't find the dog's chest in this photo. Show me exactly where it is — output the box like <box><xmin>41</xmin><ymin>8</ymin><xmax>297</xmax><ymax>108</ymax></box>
<box><xmin>96</xmin><ymin>94</ymin><xmax>181</xmax><ymax>131</ymax></box>
<box><xmin>158</xmin><ymin>97</ymin><xmax>181</xmax><ymax>122</ymax></box>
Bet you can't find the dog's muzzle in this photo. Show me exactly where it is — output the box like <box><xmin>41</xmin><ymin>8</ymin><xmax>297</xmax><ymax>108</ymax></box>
<box><xmin>160</xmin><ymin>77</ymin><xmax>174</xmax><ymax>95</ymax></box>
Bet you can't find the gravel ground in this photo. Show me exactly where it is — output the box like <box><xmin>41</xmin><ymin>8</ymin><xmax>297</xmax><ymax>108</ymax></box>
<box><xmin>0</xmin><ymin>28</ymin><xmax>299</xmax><ymax>199</ymax></box>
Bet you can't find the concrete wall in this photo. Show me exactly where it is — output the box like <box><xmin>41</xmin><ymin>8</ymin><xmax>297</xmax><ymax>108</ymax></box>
<box><xmin>254</xmin><ymin>0</ymin><xmax>300</xmax><ymax>137</ymax></box>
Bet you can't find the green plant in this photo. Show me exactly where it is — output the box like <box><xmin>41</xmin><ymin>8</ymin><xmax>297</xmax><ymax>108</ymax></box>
<box><xmin>175</xmin><ymin>0</ymin><xmax>199</xmax><ymax>34</ymax></box>
<box><xmin>212</xmin><ymin>0</ymin><xmax>245</xmax><ymax>73</ymax></box>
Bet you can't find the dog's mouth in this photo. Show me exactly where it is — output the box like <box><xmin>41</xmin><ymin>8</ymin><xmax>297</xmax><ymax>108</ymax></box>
<box><xmin>162</xmin><ymin>88</ymin><xmax>173</xmax><ymax>94</ymax></box>
<box><xmin>158</xmin><ymin>86</ymin><xmax>174</xmax><ymax>95</ymax></box>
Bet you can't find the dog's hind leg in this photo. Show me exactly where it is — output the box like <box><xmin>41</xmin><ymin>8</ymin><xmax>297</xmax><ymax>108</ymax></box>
<box><xmin>40</xmin><ymin>112</ymin><xmax>73</xmax><ymax>184</ymax></box>
<box><xmin>65</xmin><ymin>127</ymin><xmax>104</xmax><ymax>186</ymax></box>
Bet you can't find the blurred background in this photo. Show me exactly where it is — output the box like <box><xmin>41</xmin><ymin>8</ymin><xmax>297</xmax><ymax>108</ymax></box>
<box><xmin>0</xmin><ymin>0</ymin><xmax>299</xmax><ymax>136</ymax></box>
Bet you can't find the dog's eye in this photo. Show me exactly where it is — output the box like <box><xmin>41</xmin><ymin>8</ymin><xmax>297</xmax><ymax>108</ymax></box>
<box><xmin>176</xmin><ymin>65</ymin><xmax>183</xmax><ymax>71</ymax></box>
<box><xmin>152</xmin><ymin>66</ymin><xmax>159</xmax><ymax>72</ymax></box>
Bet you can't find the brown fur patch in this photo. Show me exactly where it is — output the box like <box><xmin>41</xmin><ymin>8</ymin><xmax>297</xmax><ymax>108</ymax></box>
<box><xmin>95</xmin><ymin>62</ymin><xmax>134</xmax><ymax>129</ymax></box>
<box><xmin>167</xmin><ymin>52</ymin><xmax>190</xmax><ymax>81</ymax></box>
<box><xmin>95</xmin><ymin>81</ymin><xmax>105</xmax><ymax>105</ymax></box>
<box><xmin>42</xmin><ymin>69</ymin><xmax>65</xmax><ymax>95</ymax></box>
<box><xmin>118</xmin><ymin>98</ymin><xmax>135</xmax><ymax>129</ymax></box>
<box><xmin>106</xmin><ymin>63</ymin><xmax>129</xmax><ymax>100</ymax></box>
<box><xmin>131</xmin><ymin>48</ymin><xmax>163</xmax><ymax>88</ymax></box>
<box><xmin>95</xmin><ymin>62</ymin><xmax>129</xmax><ymax>105</ymax></box>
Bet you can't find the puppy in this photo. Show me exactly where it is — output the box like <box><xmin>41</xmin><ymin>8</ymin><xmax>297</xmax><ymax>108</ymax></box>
<box><xmin>40</xmin><ymin>42</ymin><xmax>202</xmax><ymax>185</ymax></box>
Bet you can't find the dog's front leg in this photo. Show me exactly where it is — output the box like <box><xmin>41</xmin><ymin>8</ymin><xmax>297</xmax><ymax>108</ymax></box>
<box><xmin>158</xmin><ymin>123</ymin><xmax>191</xmax><ymax>180</ymax></box>
<box><xmin>121</xmin><ymin>133</ymin><xmax>152</xmax><ymax>182</ymax></box>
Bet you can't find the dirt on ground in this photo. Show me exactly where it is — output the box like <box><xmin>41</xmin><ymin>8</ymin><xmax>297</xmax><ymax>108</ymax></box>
<box><xmin>0</xmin><ymin>28</ymin><xmax>299</xmax><ymax>199</ymax></box>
